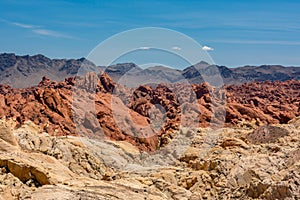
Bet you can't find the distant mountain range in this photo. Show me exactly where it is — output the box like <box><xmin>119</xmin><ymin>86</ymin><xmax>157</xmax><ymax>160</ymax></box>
<box><xmin>0</xmin><ymin>53</ymin><xmax>95</xmax><ymax>88</ymax></box>
<box><xmin>1</xmin><ymin>53</ymin><xmax>300</xmax><ymax>88</ymax></box>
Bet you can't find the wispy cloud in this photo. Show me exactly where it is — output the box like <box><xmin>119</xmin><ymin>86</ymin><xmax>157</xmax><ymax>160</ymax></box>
<box><xmin>1</xmin><ymin>18</ymin><xmax>73</xmax><ymax>39</ymax></box>
<box><xmin>12</xmin><ymin>22</ymin><xmax>34</xmax><ymax>29</ymax></box>
<box><xmin>33</xmin><ymin>29</ymin><xmax>73</xmax><ymax>39</ymax></box>
<box><xmin>1</xmin><ymin>18</ymin><xmax>36</xmax><ymax>29</ymax></box>
<box><xmin>211</xmin><ymin>39</ymin><xmax>300</xmax><ymax>45</ymax></box>
<box><xmin>172</xmin><ymin>46</ymin><xmax>181</xmax><ymax>51</ymax></box>
<box><xmin>202</xmin><ymin>45</ymin><xmax>214</xmax><ymax>51</ymax></box>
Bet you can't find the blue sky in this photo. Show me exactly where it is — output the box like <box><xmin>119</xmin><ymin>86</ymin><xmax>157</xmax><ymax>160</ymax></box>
<box><xmin>0</xmin><ymin>0</ymin><xmax>300</xmax><ymax>68</ymax></box>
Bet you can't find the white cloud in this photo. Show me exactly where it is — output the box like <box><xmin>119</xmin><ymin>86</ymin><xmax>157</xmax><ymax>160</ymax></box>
<box><xmin>0</xmin><ymin>18</ymin><xmax>74</xmax><ymax>39</ymax></box>
<box><xmin>172</xmin><ymin>46</ymin><xmax>181</xmax><ymax>51</ymax></box>
<box><xmin>202</xmin><ymin>45</ymin><xmax>214</xmax><ymax>51</ymax></box>
<box><xmin>33</xmin><ymin>29</ymin><xmax>73</xmax><ymax>39</ymax></box>
<box><xmin>139</xmin><ymin>46</ymin><xmax>151</xmax><ymax>50</ymax></box>
<box><xmin>0</xmin><ymin>19</ymin><xmax>33</xmax><ymax>29</ymax></box>
<box><xmin>12</xmin><ymin>22</ymin><xmax>34</xmax><ymax>29</ymax></box>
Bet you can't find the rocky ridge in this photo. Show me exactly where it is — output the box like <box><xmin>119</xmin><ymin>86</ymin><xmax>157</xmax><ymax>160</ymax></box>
<box><xmin>0</xmin><ymin>73</ymin><xmax>299</xmax><ymax>152</ymax></box>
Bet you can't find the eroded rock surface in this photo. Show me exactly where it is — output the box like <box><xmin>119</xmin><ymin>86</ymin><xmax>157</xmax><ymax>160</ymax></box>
<box><xmin>0</xmin><ymin>74</ymin><xmax>300</xmax><ymax>199</ymax></box>
<box><xmin>0</xmin><ymin>75</ymin><xmax>299</xmax><ymax>152</ymax></box>
<box><xmin>0</xmin><ymin>117</ymin><xmax>299</xmax><ymax>199</ymax></box>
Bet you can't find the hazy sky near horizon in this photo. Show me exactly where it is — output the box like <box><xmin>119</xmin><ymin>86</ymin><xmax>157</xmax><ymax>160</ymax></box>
<box><xmin>0</xmin><ymin>0</ymin><xmax>300</xmax><ymax>68</ymax></box>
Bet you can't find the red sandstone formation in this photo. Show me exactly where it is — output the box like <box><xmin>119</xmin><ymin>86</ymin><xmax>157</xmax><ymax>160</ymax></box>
<box><xmin>0</xmin><ymin>73</ymin><xmax>299</xmax><ymax>151</ymax></box>
<box><xmin>225</xmin><ymin>80</ymin><xmax>300</xmax><ymax>124</ymax></box>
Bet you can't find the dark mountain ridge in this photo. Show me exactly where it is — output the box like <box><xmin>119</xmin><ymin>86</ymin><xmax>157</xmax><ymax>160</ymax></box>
<box><xmin>0</xmin><ymin>53</ymin><xmax>299</xmax><ymax>88</ymax></box>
